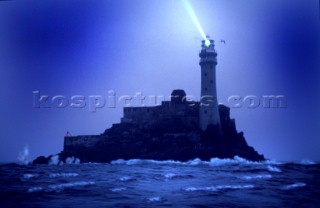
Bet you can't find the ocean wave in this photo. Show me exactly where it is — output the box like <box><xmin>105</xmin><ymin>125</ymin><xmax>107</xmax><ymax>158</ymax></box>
<box><xmin>184</xmin><ymin>184</ymin><xmax>254</xmax><ymax>192</ymax></box>
<box><xmin>110</xmin><ymin>187</ymin><xmax>127</xmax><ymax>192</ymax></box>
<box><xmin>48</xmin><ymin>155</ymin><xmax>81</xmax><ymax>165</ymax></box>
<box><xmin>119</xmin><ymin>176</ymin><xmax>135</xmax><ymax>182</ymax></box>
<box><xmin>267</xmin><ymin>165</ymin><xmax>282</xmax><ymax>172</ymax></box>
<box><xmin>163</xmin><ymin>173</ymin><xmax>176</xmax><ymax>179</ymax></box>
<box><xmin>18</xmin><ymin>146</ymin><xmax>30</xmax><ymax>165</ymax></box>
<box><xmin>209</xmin><ymin>156</ymin><xmax>250</xmax><ymax>166</ymax></box>
<box><xmin>161</xmin><ymin>173</ymin><xmax>193</xmax><ymax>180</ymax></box>
<box><xmin>147</xmin><ymin>196</ymin><xmax>162</xmax><ymax>202</ymax></box>
<box><xmin>82</xmin><ymin>162</ymin><xmax>102</xmax><ymax>165</ymax></box>
<box><xmin>49</xmin><ymin>173</ymin><xmax>79</xmax><ymax>178</ymax></box>
<box><xmin>186</xmin><ymin>158</ymin><xmax>207</xmax><ymax>165</ymax></box>
<box><xmin>27</xmin><ymin>186</ymin><xmax>43</xmax><ymax>193</ymax></box>
<box><xmin>22</xmin><ymin>173</ymin><xmax>39</xmax><ymax>180</ymax></box>
<box><xmin>48</xmin><ymin>181</ymin><xmax>95</xmax><ymax>192</ymax></box>
<box><xmin>27</xmin><ymin>181</ymin><xmax>95</xmax><ymax>193</ymax></box>
<box><xmin>49</xmin><ymin>155</ymin><xmax>60</xmax><ymax>165</ymax></box>
<box><xmin>210</xmin><ymin>156</ymin><xmax>281</xmax><ymax>166</ymax></box>
<box><xmin>162</xmin><ymin>173</ymin><xmax>180</xmax><ymax>179</ymax></box>
<box><xmin>111</xmin><ymin>156</ymin><xmax>280</xmax><ymax>166</ymax></box>
<box><xmin>111</xmin><ymin>159</ymin><xmax>184</xmax><ymax>165</ymax></box>
<box><xmin>298</xmin><ymin>160</ymin><xmax>316</xmax><ymax>165</ymax></box>
<box><xmin>282</xmin><ymin>183</ymin><xmax>306</xmax><ymax>190</ymax></box>
<box><xmin>65</xmin><ymin>157</ymin><xmax>81</xmax><ymax>164</ymax></box>
<box><xmin>241</xmin><ymin>174</ymin><xmax>272</xmax><ymax>180</ymax></box>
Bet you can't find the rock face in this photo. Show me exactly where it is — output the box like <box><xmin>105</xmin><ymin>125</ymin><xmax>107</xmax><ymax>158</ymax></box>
<box><xmin>33</xmin><ymin>90</ymin><xmax>265</xmax><ymax>164</ymax></box>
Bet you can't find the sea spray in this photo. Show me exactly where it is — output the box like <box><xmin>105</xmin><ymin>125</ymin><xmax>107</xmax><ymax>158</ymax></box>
<box><xmin>17</xmin><ymin>146</ymin><xmax>30</xmax><ymax>165</ymax></box>
<box><xmin>49</xmin><ymin>155</ymin><xmax>60</xmax><ymax>165</ymax></box>
<box><xmin>65</xmin><ymin>156</ymin><xmax>81</xmax><ymax>164</ymax></box>
<box><xmin>48</xmin><ymin>155</ymin><xmax>81</xmax><ymax>165</ymax></box>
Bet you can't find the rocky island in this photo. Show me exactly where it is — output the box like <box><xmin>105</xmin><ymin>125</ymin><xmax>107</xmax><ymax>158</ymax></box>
<box><xmin>33</xmin><ymin>38</ymin><xmax>265</xmax><ymax>164</ymax></box>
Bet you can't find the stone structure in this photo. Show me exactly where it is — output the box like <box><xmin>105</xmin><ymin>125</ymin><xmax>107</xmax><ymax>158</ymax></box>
<box><xmin>33</xmin><ymin>38</ymin><xmax>265</xmax><ymax>164</ymax></box>
<box><xmin>199</xmin><ymin>38</ymin><xmax>221</xmax><ymax>132</ymax></box>
<box><xmin>120</xmin><ymin>90</ymin><xmax>198</xmax><ymax>128</ymax></box>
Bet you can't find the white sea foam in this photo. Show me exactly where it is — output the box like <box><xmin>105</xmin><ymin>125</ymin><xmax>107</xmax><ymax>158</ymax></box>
<box><xmin>185</xmin><ymin>187</ymin><xmax>200</xmax><ymax>192</ymax></box>
<box><xmin>48</xmin><ymin>155</ymin><xmax>81</xmax><ymax>165</ymax></box>
<box><xmin>163</xmin><ymin>173</ymin><xmax>177</xmax><ymax>179</ymax></box>
<box><xmin>49</xmin><ymin>155</ymin><xmax>60</xmax><ymax>165</ymax></box>
<box><xmin>148</xmin><ymin>196</ymin><xmax>161</xmax><ymax>202</ymax></box>
<box><xmin>210</xmin><ymin>156</ymin><xmax>281</xmax><ymax>166</ymax></box>
<box><xmin>111</xmin><ymin>156</ymin><xmax>280</xmax><ymax>166</ymax></box>
<box><xmin>264</xmin><ymin>160</ymin><xmax>283</xmax><ymax>165</ymax></box>
<box><xmin>119</xmin><ymin>176</ymin><xmax>134</xmax><ymax>181</ymax></box>
<box><xmin>49</xmin><ymin>173</ymin><xmax>79</xmax><ymax>178</ymax></box>
<box><xmin>111</xmin><ymin>158</ymin><xmax>207</xmax><ymax>165</ymax></box>
<box><xmin>110</xmin><ymin>187</ymin><xmax>127</xmax><ymax>192</ymax></box>
<box><xmin>27</xmin><ymin>181</ymin><xmax>95</xmax><ymax>193</ymax></box>
<box><xmin>17</xmin><ymin>146</ymin><xmax>30</xmax><ymax>165</ymax></box>
<box><xmin>209</xmin><ymin>156</ymin><xmax>263</xmax><ymax>166</ymax></box>
<box><xmin>299</xmin><ymin>160</ymin><xmax>316</xmax><ymax>165</ymax></box>
<box><xmin>111</xmin><ymin>159</ymin><xmax>183</xmax><ymax>165</ymax></box>
<box><xmin>65</xmin><ymin>157</ymin><xmax>81</xmax><ymax>164</ymax></box>
<box><xmin>22</xmin><ymin>173</ymin><xmax>39</xmax><ymax>179</ymax></box>
<box><xmin>83</xmin><ymin>162</ymin><xmax>102</xmax><ymax>165</ymax></box>
<box><xmin>186</xmin><ymin>158</ymin><xmax>206</xmax><ymax>165</ymax></box>
<box><xmin>48</xmin><ymin>181</ymin><xmax>95</xmax><ymax>192</ymax></box>
<box><xmin>209</xmin><ymin>157</ymin><xmax>239</xmax><ymax>166</ymax></box>
<box><xmin>184</xmin><ymin>184</ymin><xmax>254</xmax><ymax>192</ymax></box>
<box><xmin>241</xmin><ymin>174</ymin><xmax>272</xmax><ymax>180</ymax></box>
<box><xmin>27</xmin><ymin>186</ymin><xmax>43</xmax><ymax>193</ymax></box>
<box><xmin>282</xmin><ymin>183</ymin><xmax>306</xmax><ymax>190</ymax></box>
<box><xmin>111</xmin><ymin>159</ymin><xmax>124</xmax><ymax>164</ymax></box>
<box><xmin>267</xmin><ymin>165</ymin><xmax>282</xmax><ymax>172</ymax></box>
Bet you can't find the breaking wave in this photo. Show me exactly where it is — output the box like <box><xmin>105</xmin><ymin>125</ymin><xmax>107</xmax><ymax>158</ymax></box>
<box><xmin>48</xmin><ymin>181</ymin><xmax>95</xmax><ymax>192</ymax></box>
<box><xmin>111</xmin><ymin>158</ymin><xmax>185</xmax><ymax>165</ymax></box>
<box><xmin>163</xmin><ymin>173</ymin><xmax>176</xmax><ymax>179</ymax></box>
<box><xmin>162</xmin><ymin>173</ymin><xmax>193</xmax><ymax>180</ymax></box>
<box><xmin>49</xmin><ymin>173</ymin><xmax>79</xmax><ymax>178</ymax></box>
<box><xmin>17</xmin><ymin>146</ymin><xmax>30</xmax><ymax>165</ymax></box>
<box><xmin>298</xmin><ymin>160</ymin><xmax>316</xmax><ymax>165</ymax></box>
<box><xmin>1</xmin><ymin>159</ymin><xmax>317</xmax><ymax>207</ymax></box>
<box><xmin>147</xmin><ymin>196</ymin><xmax>162</xmax><ymax>202</ymax></box>
<box><xmin>49</xmin><ymin>155</ymin><xmax>60</xmax><ymax>165</ymax></box>
<box><xmin>241</xmin><ymin>174</ymin><xmax>272</xmax><ymax>180</ymax></box>
<box><xmin>110</xmin><ymin>187</ymin><xmax>127</xmax><ymax>192</ymax></box>
<box><xmin>267</xmin><ymin>165</ymin><xmax>282</xmax><ymax>172</ymax></box>
<box><xmin>119</xmin><ymin>176</ymin><xmax>135</xmax><ymax>182</ymax></box>
<box><xmin>282</xmin><ymin>183</ymin><xmax>306</xmax><ymax>190</ymax></box>
<box><xmin>111</xmin><ymin>156</ymin><xmax>280</xmax><ymax>166</ymax></box>
<box><xmin>27</xmin><ymin>186</ymin><xmax>43</xmax><ymax>193</ymax></box>
<box><xmin>27</xmin><ymin>181</ymin><xmax>95</xmax><ymax>193</ymax></box>
<box><xmin>49</xmin><ymin>155</ymin><xmax>81</xmax><ymax>165</ymax></box>
<box><xmin>184</xmin><ymin>184</ymin><xmax>255</xmax><ymax>192</ymax></box>
<box><xmin>65</xmin><ymin>157</ymin><xmax>81</xmax><ymax>164</ymax></box>
<box><xmin>22</xmin><ymin>173</ymin><xmax>39</xmax><ymax>180</ymax></box>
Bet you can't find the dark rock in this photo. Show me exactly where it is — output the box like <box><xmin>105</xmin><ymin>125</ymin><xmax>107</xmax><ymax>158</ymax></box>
<box><xmin>33</xmin><ymin>90</ymin><xmax>265</xmax><ymax>164</ymax></box>
<box><xmin>33</xmin><ymin>155</ymin><xmax>50</xmax><ymax>164</ymax></box>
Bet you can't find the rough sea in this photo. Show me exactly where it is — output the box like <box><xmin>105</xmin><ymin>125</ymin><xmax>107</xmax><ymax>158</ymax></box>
<box><xmin>0</xmin><ymin>157</ymin><xmax>319</xmax><ymax>207</ymax></box>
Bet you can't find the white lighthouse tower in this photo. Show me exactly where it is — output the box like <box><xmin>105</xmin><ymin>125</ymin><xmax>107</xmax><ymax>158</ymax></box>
<box><xmin>199</xmin><ymin>37</ymin><xmax>221</xmax><ymax>132</ymax></box>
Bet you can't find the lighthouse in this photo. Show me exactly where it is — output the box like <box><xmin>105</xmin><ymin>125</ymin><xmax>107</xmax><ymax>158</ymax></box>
<box><xmin>199</xmin><ymin>37</ymin><xmax>221</xmax><ymax>132</ymax></box>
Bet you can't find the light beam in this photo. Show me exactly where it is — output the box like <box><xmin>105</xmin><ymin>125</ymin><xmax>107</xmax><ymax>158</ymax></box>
<box><xmin>181</xmin><ymin>0</ymin><xmax>207</xmax><ymax>40</ymax></box>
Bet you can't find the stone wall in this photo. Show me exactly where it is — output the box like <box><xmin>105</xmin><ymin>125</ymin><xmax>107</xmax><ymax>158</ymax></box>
<box><xmin>121</xmin><ymin>101</ymin><xmax>199</xmax><ymax>125</ymax></box>
<box><xmin>64</xmin><ymin>135</ymin><xmax>101</xmax><ymax>151</ymax></box>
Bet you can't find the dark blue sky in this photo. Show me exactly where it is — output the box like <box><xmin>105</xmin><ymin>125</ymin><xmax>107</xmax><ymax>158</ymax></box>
<box><xmin>0</xmin><ymin>0</ymin><xmax>319</xmax><ymax>162</ymax></box>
